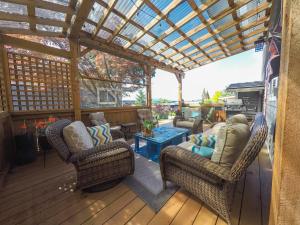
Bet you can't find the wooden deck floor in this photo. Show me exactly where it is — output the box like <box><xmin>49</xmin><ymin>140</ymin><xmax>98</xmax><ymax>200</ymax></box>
<box><xmin>0</xmin><ymin>148</ymin><xmax>272</xmax><ymax>225</ymax></box>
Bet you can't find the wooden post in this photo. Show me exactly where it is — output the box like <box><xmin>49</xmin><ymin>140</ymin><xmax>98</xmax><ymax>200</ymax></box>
<box><xmin>145</xmin><ymin>65</ymin><xmax>152</xmax><ymax>108</ymax></box>
<box><xmin>0</xmin><ymin>36</ymin><xmax>12</xmax><ymax>112</ymax></box>
<box><xmin>269</xmin><ymin>1</ymin><xmax>300</xmax><ymax>225</ymax></box>
<box><xmin>69</xmin><ymin>39</ymin><xmax>81</xmax><ymax>120</ymax></box>
<box><xmin>175</xmin><ymin>72</ymin><xmax>183</xmax><ymax>112</ymax></box>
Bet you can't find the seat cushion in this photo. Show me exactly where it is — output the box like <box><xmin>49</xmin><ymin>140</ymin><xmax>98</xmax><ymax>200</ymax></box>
<box><xmin>110</xmin><ymin>125</ymin><xmax>121</xmax><ymax>131</ymax></box>
<box><xmin>176</xmin><ymin>120</ymin><xmax>194</xmax><ymax>129</ymax></box>
<box><xmin>211</xmin><ymin>123</ymin><xmax>250</xmax><ymax>167</ymax></box>
<box><xmin>87</xmin><ymin>123</ymin><xmax>113</xmax><ymax>146</ymax></box>
<box><xmin>63</xmin><ymin>121</ymin><xmax>94</xmax><ymax>153</ymax></box>
<box><xmin>227</xmin><ymin>114</ymin><xmax>248</xmax><ymax>125</ymax></box>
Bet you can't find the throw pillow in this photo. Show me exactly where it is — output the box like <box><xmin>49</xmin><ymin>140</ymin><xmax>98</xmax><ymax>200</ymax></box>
<box><xmin>211</xmin><ymin>123</ymin><xmax>250</xmax><ymax>167</ymax></box>
<box><xmin>227</xmin><ymin>114</ymin><xmax>248</xmax><ymax>125</ymax></box>
<box><xmin>87</xmin><ymin>123</ymin><xmax>113</xmax><ymax>146</ymax></box>
<box><xmin>192</xmin><ymin>146</ymin><xmax>214</xmax><ymax>159</ymax></box>
<box><xmin>190</xmin><ymin>133</ymin><xmax>216</xmax><ymax>148</ymax></box>
<box><xmin>63</xmin><ymin>121</ymin><xmax>94</xmax><ymax>153</ymax></box>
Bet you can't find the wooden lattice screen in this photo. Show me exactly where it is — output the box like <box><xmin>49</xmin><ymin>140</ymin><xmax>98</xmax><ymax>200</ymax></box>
<box><xmin>7</xmin><ymin>52</ymin><xmax>72</xmax><ymax>112</ymax></box>
<box><xmin>0</xmin><ymin>50</ymin><xmax>7</xmax><ymax>112</ymax></box>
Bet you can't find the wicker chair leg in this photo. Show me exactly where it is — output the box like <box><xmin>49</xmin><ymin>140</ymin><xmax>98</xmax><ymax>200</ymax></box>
<box><xmin>162</xmin><ymin>180</ymin><xmax>167</xmax><ymax>190</ymax></box>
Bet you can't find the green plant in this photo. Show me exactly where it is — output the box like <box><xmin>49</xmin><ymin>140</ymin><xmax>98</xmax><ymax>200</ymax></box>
<box><xmin>143</xmin><ymin>120</ymin><xmax>155</xmax><ymax>130</ymax></box>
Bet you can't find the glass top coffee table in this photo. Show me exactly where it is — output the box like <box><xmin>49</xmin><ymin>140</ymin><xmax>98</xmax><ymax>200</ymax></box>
<box><xmin>134</xmin><ymin>126</ymin><xmax>189</xmax><ymax>162</ymax></box>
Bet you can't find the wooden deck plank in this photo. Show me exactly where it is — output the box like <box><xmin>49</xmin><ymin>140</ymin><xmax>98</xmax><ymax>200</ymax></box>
<box><xmin>126</xmin><ymin>205</ymin><xmax>155</xmax><ymax>225</ymax></box>
<box><xmin>170</xmin><ymin>196</ymin><xmax>201</xmax><ymax>225</ymax></box>
<box><xmin>148</xmin><ymin>190</ymin><xmax>189</xmax><ymax>225</ymax></box>
<box><xmin>104</xmin><ymin>198</ymin><xmax>145</xmax><ymax>225</ymax></box>
<box><xmin>193</xmin><ymin>206</ymin><xmax>218</xmax><ymax>225</ymax></box>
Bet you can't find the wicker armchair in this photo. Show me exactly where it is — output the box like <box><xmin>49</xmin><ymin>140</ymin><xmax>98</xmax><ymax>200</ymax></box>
<box><xmin>173</xmin><ymin>111</ymin><xmax>203</xmax><ymax>134</ymax></box>
<box><xmin>160</xmin><ymin>113</ymin><xmax>267</xmax><ymax>225</ymax></box>
<box><xmin>46</xmin><ymin>119</ymin><xmax>135</xmax><ymax>190</ymax></box>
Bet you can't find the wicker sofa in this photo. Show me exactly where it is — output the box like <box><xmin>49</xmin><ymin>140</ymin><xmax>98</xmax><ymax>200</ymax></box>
<box><xmin>46</xmin><ymin>119</ymin><xmax>135</xmax><ymax>190</ymax></box>
<box><xmin>160</xmin><ymin>113</ymin><xmax>267</xmax><ymax>225</ymax></box>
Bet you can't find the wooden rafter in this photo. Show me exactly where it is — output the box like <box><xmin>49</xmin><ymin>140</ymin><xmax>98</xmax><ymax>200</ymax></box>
<box><xmin>64</xmin><ymin>0</ymin><xmax>77</xmax><ymax>34</ymax></box>
<box><xmin>69</xmin><ymin>0</ymin><xmax>95</xmax><ymax>37</ymax></box>
<box><xmin>228</xmin><ymin>0</ymin><xmax>244</xmax><ymax>50</ymax></box>
<box><xmin>27</xmin><ymin>4</ymin><xmax>36</xmax><ymax>31</ymax></box>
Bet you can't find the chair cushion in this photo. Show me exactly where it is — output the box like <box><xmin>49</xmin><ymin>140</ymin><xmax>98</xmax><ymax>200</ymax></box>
<box><xmin>190</xmin><ymin>133</ymin><xmax>216</xmax><ymax>148</ymax></box>
<box><xmin>87</xmin><ymin>123</ymin><xmax>113</xmax><ymax>146</ymax></box>
<box><xmin>176</xmin><ymin>120</ymin><xmax>194</xmax><ymax>129</ymax></box>
<box><xmin>227</xmin><ymin>114</ymin><xmax>248</xmax><ymax>125</ymax></box>
<box><xmin>211</xmin><ymin>123</ymin><xmax>250</xmax><ymax>167</ymax></box>
<box><xmin>63</xmin><ymin>121</ymin><xmax>94</xmax><ymax>153</ymax></box>
<box><xmin>89</xmin><ymin>112</ymin><xmax>107</xmax><ymax>126</ymax></box>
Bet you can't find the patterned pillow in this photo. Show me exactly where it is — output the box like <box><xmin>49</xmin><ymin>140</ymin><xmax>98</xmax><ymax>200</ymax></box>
<box><xmin>87</xmin><ymin>123</ymin><xmax>113</xmax><ymax>146</ymax></box>
<box><xmin>190</xmin><ymin>133</ymin><xmax>216</xmax><ymax>148</ymax></box>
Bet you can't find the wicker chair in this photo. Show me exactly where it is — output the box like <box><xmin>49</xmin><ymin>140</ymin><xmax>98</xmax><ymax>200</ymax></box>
<box><xmin>160</xmin><ymin>113</ymin><xmax>267</xmax><ymax>225</ymax></box>
<box><xmin>46</xmin><ymin>119</ymin><xmax>135</xmax><ymax>190</ymax></box>
<box><xmin>173</xmin><ymin>110</ymin><xmax>203</xmax><ymax>134</ymax></box>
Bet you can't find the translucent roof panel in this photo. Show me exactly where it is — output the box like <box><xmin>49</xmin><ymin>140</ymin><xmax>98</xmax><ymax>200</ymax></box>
<box><xmin>82</xmin><ymin>22</ymin><xmax>96</xmax><ymax>34</ymax></box>
<box><xmin>113</xmin><ymin>36</ymin><xmax>129</xmax><ymax>47</ymax></box>
<box><xmin>183</xmin><ymin>46</ymin><xmax>197</xmax><ymax>55</ymax></box>
<box><xmin>120</xmin><ymin>23</ymin><xmax>141</xmax><ymax>40</ymax></box>
<box><xmin>168</xmin><ymin>1</ymin><xmax>193</xmax><ymax>24</ymax></box>
<box><xmin>162</xmin><ymin>48</ymin><xmax>176</xmax><ymax>56</ymax></box>
<box><xmin>97</xmin><ymin>29</ymin><xmax>112</xmax><ymax>39</ymax></box>
<box><xmin>151</xmin><ymin>0</ymin><xmax>173</xmax><ymax>11</ymax></box>
<box><xmin>211</xmin><ymin>14</ymin><xmax>233</xmax><ymax>30</ymax></box>
<box><xmin>88</xmin><ymin>2</ymin><xmax>105</xmax><ymax>23</ymax></box>
<box><xmin>132</xmin><ymin>4</ymin><xmax>157</xmax><ymax>27</ymax></box>
<box><xmin>206</xmin><ymin>0</ymin><xmax>229</xmax><ymax>17</ymax></box>
<box><xmin>114</xmin><ymin>0</ymin><xmax>136</xmax><ymax>16</ymax></box>
<box><xmin>190</xmin><ymin>29</ymin><xmax>209</xmax><ymax>41</ymax></box>
<box><xmin>180</xmin><ymin>17</ymin><xmax>202</xmax><ymax>33</ymax></box>
<box><xmin>219</xmin><ymin>27</ymin><xmax>237</xmax><ymax>38</ymax></box>
<box><xmin>0</xmin><ymin>2</ymin><xmax>27</xmax><ymax>15</ymax></box>
<box><xmin>150</xmin><ymin>20</ymin><xmax>170</xmax><ymax>37</ymax></box>
<box><xmin>42</xmin><ymin>0</ymin><xmax>69</xmax><ymax>6</ymax></box>
<box><xmin>129</xmin><ymin>44</ymin><xmax>143</xmax><ymax>53</ymax></box>
<box><xmin>0</xmin><ymin>21</ymin><xmax>29</xmax><ymax>29</ymax></box>
<box><xmin>164</xmin><ymin>31</ymin><xmax>182</xmax><ymax>43</ymax></box>
<box><xmin>174</xmin><ymin>40</ymin><xmax>190</xmax><ymax>50</ymax></box>
<box><xmin>103</xmin><ymin>13</ymin><xmax>124</xmax><ymax>32</ymax></box>
<box><xmin>151</xmin><ymin>42</ymin><xmax>167</xmax><ymax>52</ymax></box>
<box><xmin>36</xmin><ymin>24</ymin><xmax>63</xmax><ymax>33</ymax></box>
<box><xmin>143</xmin><ymin>50</ymin><xmax>155</xmax><ymax>57</ymax></box>
<box><xmin>137</xmin><ymin>33</ymin><xmax>155</xmax><ymax>46</ymax></box>
<box><xmin>35</xmin><ymin>8</ymin><xmax>65</xmax><ymax>21</ymax></box>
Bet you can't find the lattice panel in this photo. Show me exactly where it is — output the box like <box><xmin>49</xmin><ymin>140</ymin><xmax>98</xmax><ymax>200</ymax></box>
<box><xmin>7</xmin><ymin>52</ymin><xmax>72</xmax><ymax>112</ymax></box>
<box><xmin>0</xmin><ymin>49</ymin><xmax>7</xmax><ymax>112</ymax></box>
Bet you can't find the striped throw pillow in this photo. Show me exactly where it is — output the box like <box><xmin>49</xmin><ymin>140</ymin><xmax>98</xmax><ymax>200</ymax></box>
<box><xmin>87</xmin><ymin>123</ymin><xmax>112</xmax><ymax>146</ymax></box>
<box><xmin>190</xmin><ymin>133</ymin><xmax>216</xmax><ymax>149</ymax></box>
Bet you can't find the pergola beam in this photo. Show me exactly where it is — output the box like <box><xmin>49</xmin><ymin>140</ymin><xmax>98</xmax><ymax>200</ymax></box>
<box><xmin>69</xmin><ymin>0</ymin><xmax>95</xmax><ymax>38</ymax></box>
<box><xmin>79</xmin><ymin>37</ymin><xmax>182</xmax><ymax>74</ymax></box>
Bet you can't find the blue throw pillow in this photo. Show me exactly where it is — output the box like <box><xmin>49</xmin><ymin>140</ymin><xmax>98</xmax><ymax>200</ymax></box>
<box><xmin>192</xmin><ymin>146</ymin><xmax>214</xmax><ymax>159</ymax></box>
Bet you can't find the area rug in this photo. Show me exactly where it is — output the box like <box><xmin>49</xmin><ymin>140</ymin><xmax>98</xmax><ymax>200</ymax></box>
<box><xmin>123</xmin><ymin>153</ymin><xmax>178</xmax><ymax>212</ymax></box>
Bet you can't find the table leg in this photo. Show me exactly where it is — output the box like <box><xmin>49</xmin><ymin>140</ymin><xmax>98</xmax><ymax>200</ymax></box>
<box><xmin>135</xmin><ymin>136</ymin><xmax>139</xmax><ymax>152</ymax></box>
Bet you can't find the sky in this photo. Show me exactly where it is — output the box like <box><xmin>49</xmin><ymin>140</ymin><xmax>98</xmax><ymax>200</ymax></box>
<box><xmin>152</xmin><ymin>49</ymin><xmax>263</xmax><ymax>101</ymax></box>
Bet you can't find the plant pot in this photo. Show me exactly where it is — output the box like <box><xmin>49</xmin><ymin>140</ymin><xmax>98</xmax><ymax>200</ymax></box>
<box><xmin>15</xmin><ymin>133</ymin><xmax>36</xmax><ymax>165</ymax></box>
<box><xmin>142</xmin><ymin>128</ymin><xmax>153</xmax><ymax>137</ymax></box>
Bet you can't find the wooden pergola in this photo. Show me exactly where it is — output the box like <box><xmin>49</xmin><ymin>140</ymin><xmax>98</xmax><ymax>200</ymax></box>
<box><xmin>0</xmin><ymin>0</ymin><xmax>273</xmax><ymax>115</ymax></box>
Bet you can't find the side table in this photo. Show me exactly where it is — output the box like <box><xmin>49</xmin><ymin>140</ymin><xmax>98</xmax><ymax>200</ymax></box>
<box><xmin>121</xmin><ymin>122</ymin><xmax>137</xmax><ymax>140</ymax></box>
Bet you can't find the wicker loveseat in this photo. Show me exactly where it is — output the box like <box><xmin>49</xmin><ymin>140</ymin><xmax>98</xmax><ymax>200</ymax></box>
<box><xmin>160</xmin><ymin>113</ymin><xmax>267</xmax><ymax>225</ymax></box>
<box><xmin>46</xmin><ymin>119</ymin><xmax>135</xmax><ymax>190</ymax></box>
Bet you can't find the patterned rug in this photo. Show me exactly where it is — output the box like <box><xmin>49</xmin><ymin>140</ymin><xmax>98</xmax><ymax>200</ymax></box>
<box><xmin>123</xmin><ymin>153</ymin><xmax>178</xmax><ymax>212</ymax></box>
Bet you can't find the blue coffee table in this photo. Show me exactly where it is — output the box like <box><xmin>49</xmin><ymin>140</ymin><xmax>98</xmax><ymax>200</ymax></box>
<box><xmin>134</xmin><ymin>126</ymin><xmax>189</xmax><ymax>162</ymax></box>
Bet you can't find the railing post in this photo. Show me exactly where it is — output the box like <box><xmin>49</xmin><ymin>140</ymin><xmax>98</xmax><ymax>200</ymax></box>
<box><xmin>69</xmin><ymin>38</ymin><xmax>81</xmax><ymax>120</ymax></box>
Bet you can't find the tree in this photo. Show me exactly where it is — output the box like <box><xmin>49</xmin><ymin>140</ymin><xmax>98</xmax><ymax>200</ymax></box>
<box><xmin>212</xmin><ymin>91</ymin><xmax>222</xmax><ymax>103</ymax></box>
<box><xmin>135</xmin><ymin>90</ymin><xmax>146</xmax><ymax>106</ymax></box>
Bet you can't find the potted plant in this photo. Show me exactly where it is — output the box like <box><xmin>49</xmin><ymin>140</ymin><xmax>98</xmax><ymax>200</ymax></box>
<box><xmin>35</xmin><ymin>116</ymin><xmax>58</xmax><ymax>151</ymax></box>
<box><xmin>142</xmin><ymin>120</ymin><xmax>155</xmax><ymax>137</ymax></box>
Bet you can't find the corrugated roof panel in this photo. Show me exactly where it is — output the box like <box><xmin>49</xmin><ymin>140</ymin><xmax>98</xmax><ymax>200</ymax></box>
<box><xmin>103</xmin><ymin>13</ymin><xmax>124</xmax><ymax>32</ymax></box>
<box><xmin>163</xmin><ymin>59</ymin><xmax>172</xmax><ymax>65</ymax></box>
<box><xmin>151</xmin><ymin>0</ymin><xmax>173</xmax><ymax>11</ymax></box>
<box><xmin>36</xmin><ymin>8</ymin><xmax>65</xmax><ymax>21</ymax></box>
<box><xmin>237</xmin><ymin>0</ymin><xmax>267</xmax><ymax>17</ymax></box>
<box><xmin>114</xmin><ymin>0</ymin><xmax>136</xmax><ymax>16</ymax></box>
<box><xmin>82</xmin><ymin>22</ymin><xmax>95</xmax><ymax>33</ymax></box>
<box><xmin>88</xmin><ymin>2</ymin><xmax>105</xmax><ymax>23</ymax></box>
<box><xmin>0</xmin><ymin>21</ymin><xmax>29</xmax><ymax>29</ymax></box>
<box><xmin>190</xmin><ymin>28</ymin><xmax>209</xmax><ymax>41</ymax></box>
<box><xmin>178</xmin><ymin>57</ymin><xmax>189</xmax><ymax>64</ymax></box>
<box><xmin>97</xmin><ymin>29</ymin><xmax>112</xmax><ymax>39</ymax></box>
<box><xmin>151</xmin><ymin>42</ymin><xmax>167</xmax><ymax>52</ymax></box>
<box><xmin>36</xmin><ymin>24</ymin><xmax>62</xmax><ymax>32</ymax></box>
<box><xmin>168</xmin><ymin>1</ymin><xmax>193</xmax><ymax>24</ymax></box>
<box><xmin>198</xmin><ymin>37</ymin><xmax>214</xmax><ymax>47</ymax></box>
<box><xmin>174</xmin><ymin>40</ymin><xmax>190</xmax><ymax>50</ymax></box>
<box><xmin>132</xmin><ymin>4</ymin><xmax>157</xmax><ymax>27</ymax></box>
<box><xmin>170</xmin><ymin>53</ymin><xmax>184</xmax><ymax>61</ymax></box>
<box><xmin>180</xmin><ymin>17</ymin><xmax>202</xmax><ymax>33</ymax></box>
<box><xmin>190</xmin><ymin>51</ymin><xmax>203</xmax><ymax>59</ymax></box>
<box><xmin>120</xmin><ymin>23</ymin><xmax>141</xmax><ymax>40</ymax></box>
<box><xmin>42</xmin><ymin>0</ymin><xmax>69</xmax><ymax>6</ymax></box>
<box><xmin>240</xmin><ymin>11</ymin><xmax>266</xmax><ymax>27</ymax></box>
<box><xmin>129</xmin><ymin>44</ymin><xmax>144</xmax><ymax>53</ymax></box>
<box><xmin>137</xmin><ymin>33</ymin><xmax>155</xmax><ymax>46</ymax></box>
<box><xmin>219</xmin><ymin>26</ymin><xmax>237</xmax><ymax>38</ymax></box>
<box><xmin>224</xmin><ymin>35</ymin><xmax>239</xmax><ymax>44</ymax></box>
<box><xmin>242</xmin><ymin>23</ymin><xmax>265</xmax><ymax>36</ymax></box>
<box><xmin>244</xmin><ymin>33</ymin><xmax>261</xmax><ymax>43</ymax></box>
<box><xmin>150</xmin><ymin>20</ymin><xmax>170</xmax><ymax>37</ymax></box>
<box><xmin>0</xmin><ymin>2</ymin><xmax>27</xmax><ymax>15</ymax></box>
<box><xmin>211</xmin><ymin>14</ymin><xmax>233</xmax><ymax>30</ymax></box>
<box><xmin>143</xmin><ymin>50</ymin><xmax>155</xmax><ymax>57</ymax></box>
<box><xmin>161</xmin><ymin>48</ymin><xmax>176</xmax><ymax>56</ymax></box>
<box><xmin>183</xmin><ymin>46</ymin><xmax>197</xmax><ymax>54</ymax></box>
<box><xmin>164</xmin><ymin>31</ymin><xmax>182</xmax><ymax>43</ymax></box>
<box><xmin>113</xmin><ymin>36</ymin><xmax>129</xmax><ymax>47</ymax></box>
<box><xmin>206</xmin><ymin>0</ymin><xmax>229</xmax><ymax>18</ymax></box>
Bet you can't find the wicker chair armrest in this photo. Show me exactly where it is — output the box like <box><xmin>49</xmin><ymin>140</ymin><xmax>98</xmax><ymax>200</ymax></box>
<box><xmin>173</xmin><ymin>115</ymin><xmax>184</xmax><ymax>126</ymax></box>
<box><xmin>111</xmin><ymin>129</ymin><xmax>125</xmax><ymax>140</ymax></box>
<box><xmin>69</xmin><ymin>141</ymin><xmax>133</xmax><ymax>163</ymax></box>
<box><xmin>192</xmin><ymin>118</ymin><xmax>203</xmax><ymax>134</ymax></box>
<box><xmin>160</xmin><ymin>146</ymin><xmax>232</xmax><ymax>182</ymax></box>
